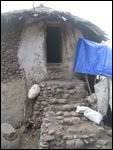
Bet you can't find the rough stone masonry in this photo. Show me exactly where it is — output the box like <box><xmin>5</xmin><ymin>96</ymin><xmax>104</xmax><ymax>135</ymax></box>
<box><xmin>29</xmin><ymin>79</ymin><xmax>112</xmax><ymax>149</ymax></box>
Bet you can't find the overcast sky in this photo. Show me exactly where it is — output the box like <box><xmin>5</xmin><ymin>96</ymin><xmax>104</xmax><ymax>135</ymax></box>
<box><xmin>1</xmin><ymin>1</ymin><xmax>112</xmax><ymax>44</ymax></box>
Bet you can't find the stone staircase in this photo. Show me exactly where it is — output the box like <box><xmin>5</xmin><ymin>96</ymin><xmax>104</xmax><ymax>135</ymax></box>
<box><xmin>46</xmin><ymin>63</ymin><xmax>71</xmax><ymax>80</ymax></box>
<box><xmin>31</xmin><ymin>79</ymin><xmax>112</xmax><ymax>149</ymax></box>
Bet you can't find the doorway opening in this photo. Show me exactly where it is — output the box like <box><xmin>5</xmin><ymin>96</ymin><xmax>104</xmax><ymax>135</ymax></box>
<box><xmin>46</xmin><ymin>26</ymin><xmax>62</xmax><ymax>63</ymax></box>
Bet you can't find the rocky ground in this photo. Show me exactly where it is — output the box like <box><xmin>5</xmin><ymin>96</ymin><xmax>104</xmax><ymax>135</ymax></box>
<box><xmin>19</xmin><ymin>130</ymin><xmax>39</xmax><ymax>149</ymax></box>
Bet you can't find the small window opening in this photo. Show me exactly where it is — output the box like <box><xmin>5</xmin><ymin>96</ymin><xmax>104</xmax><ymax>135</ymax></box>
<box><xmin>46</xmin><ymin>26</ymin><xmax>62</xmax><ymax>63</ymax></box>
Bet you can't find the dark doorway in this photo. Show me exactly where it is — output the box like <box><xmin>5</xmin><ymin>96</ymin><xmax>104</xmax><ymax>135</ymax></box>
<box><xmin>46</xmin><ymin>26</ymin><xmax>62</xmax><ymax>63</ymax></box>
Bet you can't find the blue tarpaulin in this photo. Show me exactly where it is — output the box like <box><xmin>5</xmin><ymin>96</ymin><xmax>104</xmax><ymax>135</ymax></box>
<box><xmin>73</xmin><ymin>38</ymin><xmax>112</xmax><ymax>77</ymax></box>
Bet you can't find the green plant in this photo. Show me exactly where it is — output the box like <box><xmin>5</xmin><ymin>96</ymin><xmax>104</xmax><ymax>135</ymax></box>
<box><xmin>35</xmin><ymin>128</ymin><xmax>41</xmax><ymax>140</ymax></box>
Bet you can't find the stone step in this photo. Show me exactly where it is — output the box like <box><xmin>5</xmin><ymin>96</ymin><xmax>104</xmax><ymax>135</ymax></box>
<box><xmin>49</xmin><ymin>98</ymin><xmax>67</xmax><ymax>104</ymax></box>
<box><xmin>39</xmin><ymin>109</ymin><xmax>111</xmax><ymax>149</ymax></box>
<box><xmin>47</xmin><ymin>73</ymin><xmax>67</xmax><ymax>80</ymax></box>
<box><xmin>49</xmin><ymin>104</ymin><xmax>78</xmax><ymax>113</ymax></box>
<box><xmin>47</xmin><ymin>63</ymin><xmax>63</xmax><ymax>69</ymax></box>
<box><xmin>32</xmin><ymin>78</ymin><xmax>111</xmax><ymax>149</ymax></box>
<box><xmin>45</xmin><ymin>79</ymin><xmax>87</xmax><ymax>91</ymax></box>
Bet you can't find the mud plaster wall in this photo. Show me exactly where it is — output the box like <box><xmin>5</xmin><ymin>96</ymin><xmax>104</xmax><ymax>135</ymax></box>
<box><xmin>18</xmin><ymin>21</ymin><xmax>84</xmax><ymax>84</ymax></box>
<box><xmin>1</xmin><ymin>20</ymin><xmax>26</xmax><ymax>127</ymax></box>
<box><xmin>1</xmin><ymin>79</ymin><xmax>26</xmax><ymax>127</ymax></box>
<box><xmin>17</xmin><ymin>22</ymin><xmax>47</xmax><ymax>87</ymax></box>
<box><xmin>62</xmin><ymin>24</ymin><xmax>83</xmax><ymax>75</ymax></box>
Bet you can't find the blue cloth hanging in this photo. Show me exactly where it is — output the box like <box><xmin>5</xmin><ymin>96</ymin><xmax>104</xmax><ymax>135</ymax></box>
<box><xmin>73</xmin><ymin>38</ymin><xmax>112</xmax><ymax>78</ymax></box>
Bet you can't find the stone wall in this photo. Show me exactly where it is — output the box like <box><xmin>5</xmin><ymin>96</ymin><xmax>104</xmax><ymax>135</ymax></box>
<box><xmin>1</xmin><ymin>18</ymin><xmax>24</xmax><ymax>83</ymax></box>
<box><xmin>1</xmin><ymin>18</ymin><xmax>26</xmax><ymax>127</ymax></box>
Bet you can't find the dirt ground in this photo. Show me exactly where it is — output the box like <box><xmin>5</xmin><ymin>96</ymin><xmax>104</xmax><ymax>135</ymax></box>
<box><xmin>19</xmin><ymin>129</ymin><xmax>40</xmax><ymax>149</ymax></box>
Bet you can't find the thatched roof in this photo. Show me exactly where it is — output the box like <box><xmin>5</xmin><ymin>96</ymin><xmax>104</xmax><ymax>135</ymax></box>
<box><xmin>1</xmin><ymin>4</ymin><xmax>108</xmax><ymax>42</ymax></box>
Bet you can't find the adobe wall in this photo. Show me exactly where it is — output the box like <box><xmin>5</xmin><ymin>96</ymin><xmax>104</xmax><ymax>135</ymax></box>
<box><xmin>17</xmin><ymin>21</ymin><xmax>84</xmax><ymax>84</ymax></box>
<box><xmin>62</xmin><ymin>23</ymin><xmax>83</xmax><ymax>73</ymax></box>
<box><xmin>17</xmin><ymin>22</ymin><xmax>47</xmax><ymax>86</ymax></box>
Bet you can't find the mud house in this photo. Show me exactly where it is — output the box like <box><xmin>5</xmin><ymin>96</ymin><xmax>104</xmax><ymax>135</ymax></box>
<box><xmin>1</xmin><ymin>5</ymin><xmax>108</xmax><ymax>127</ymax></box>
